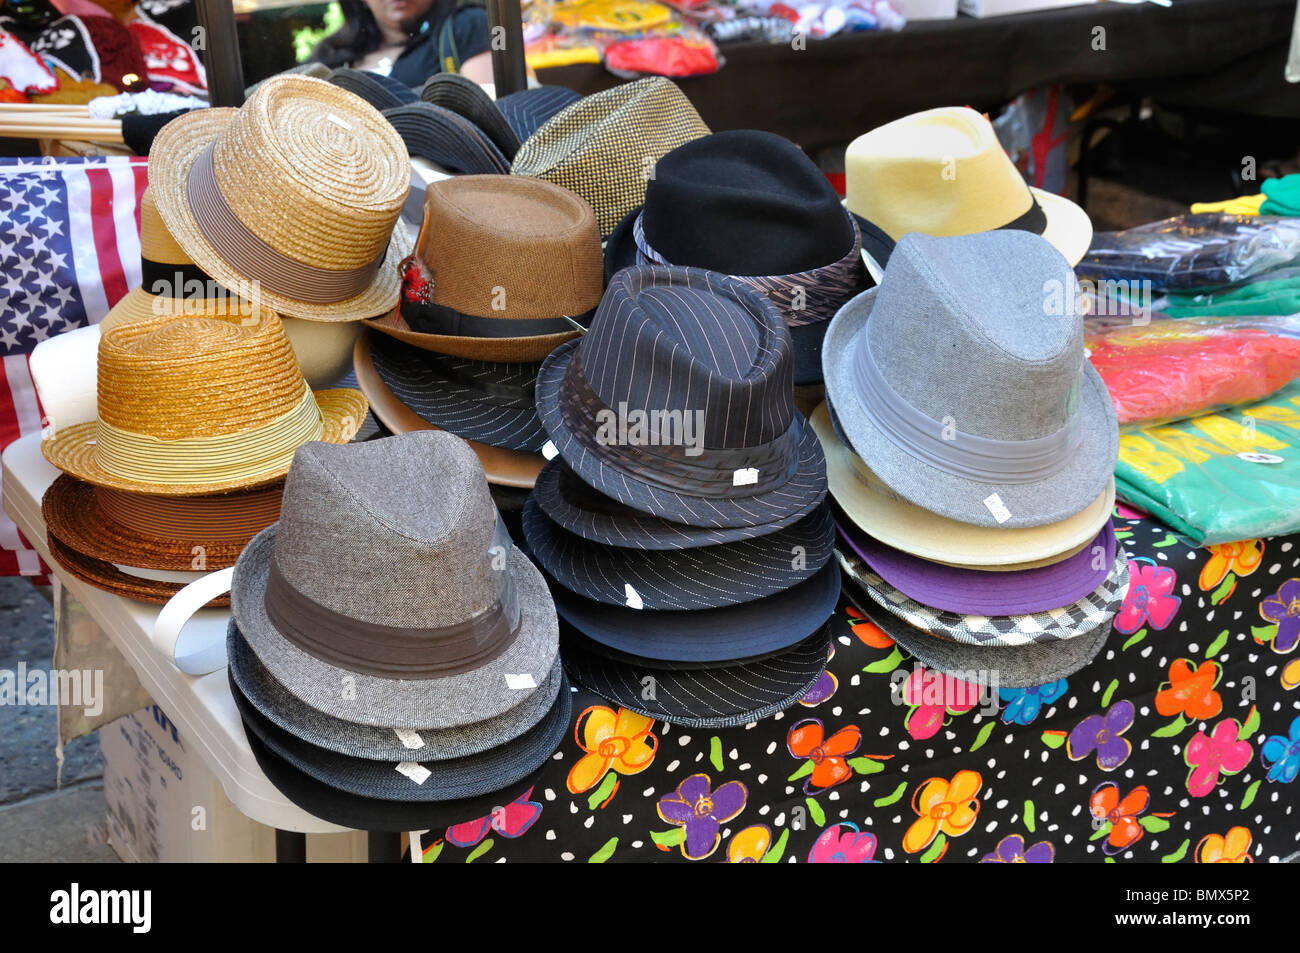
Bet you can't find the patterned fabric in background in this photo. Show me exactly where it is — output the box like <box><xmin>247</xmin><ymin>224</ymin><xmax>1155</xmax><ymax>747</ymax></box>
<box><xmin>411</xmin><ymin>511</ymin><xmax>1300</xmax><ymax>863</ymax></box>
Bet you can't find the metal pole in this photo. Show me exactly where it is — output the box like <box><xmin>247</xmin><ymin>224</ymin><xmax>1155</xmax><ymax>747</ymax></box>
<box><xmin>486</xmin><ymin>0</ymin><xmax>527</xmax><ymax>96</ymax></box>
<box><xmin>196</xmin><ymin>0</ymin><xmax>247</xmax><ymax>107</ymax></box>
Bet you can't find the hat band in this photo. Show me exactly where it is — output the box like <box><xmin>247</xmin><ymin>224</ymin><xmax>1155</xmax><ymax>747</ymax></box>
<box><xmin>262</xmin><ymin>546</ymin><xmax>520</xmax><ymax>680</ymax></box>
<box><xmin>94</xmin><ymin>383</ymin><xmax>323</xmax><ymax>486</ymax></box>
<box><xmin>94</xmin><ymin>484</ymin><xmax>282</xmax><ymax>544</ymax></box>
<box><xmin>998</xmin><ymin>195</ymin><xmax>1048</xmax><ymax>235</ymax></box>
<box><xmin>140</xmin><ymin>259</ymin><xmax>219</xmax><ymax>297</ymax></box>
<box><xmin>558</xmin><ymin>349</ymin><xmax>800</xmax><ymax>499</ymax></box>
<box><xmin>187</xmin><ymin>142</ymin><xmax>388</xmax><ymax>304</ymax></box>
<box><xmin>399</xmin><ymin>299</ymin><xmax>593</xmax><ymax>340</ymax></box>
<box><xmin>633</xmin><ymin>210</ymin><xmax>871</xmax><ymax>328</ymax></box>
<box><xmin>851</xmin><ymin>334</ymin><xmax>1083</xmax><ymax>484</ymax></box>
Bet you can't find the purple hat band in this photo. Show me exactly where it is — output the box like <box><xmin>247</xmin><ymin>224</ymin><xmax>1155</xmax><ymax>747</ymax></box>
<box><xmin>837</xmin><ymin>518</ymin><xmax>1116</xmax><ymax>616</ymax></box>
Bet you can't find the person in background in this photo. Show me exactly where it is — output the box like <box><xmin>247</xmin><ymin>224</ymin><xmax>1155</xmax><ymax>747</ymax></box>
<box><xmin>312</xmin><ymin>0</ymin><xmax>493</xmax><ymax>86</ymax></box>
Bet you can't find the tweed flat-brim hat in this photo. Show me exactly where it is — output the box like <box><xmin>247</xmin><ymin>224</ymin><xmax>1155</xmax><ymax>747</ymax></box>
<box><xmin>840</xmin><ymin>559</ymin><xmax>1114</xmax><ymax>689</ymax></box>
<box><xmin>531</xmin><ymin>457</ymin><xmax>820</xmax><ymax>549</ymax></box>
<box><xmin>352</xmin><ymin>332</ymin><xmax>544</xmax><ymax>488</ymax></box>
<box><xmin>562</xmin><ymin>624</ymin><xmax>833</xmax><ymax>728</ymax></box>
<box><xmin>549</xmin><ymin>559</ymin><xmax>840</xmax><ymax>664</ymax></box>
<box><xmin>241</xmin><ymin>721</ymin><xmax>552</xmax><ymax>831</ymax></box>
<box><xmin>524</xmin><ymin>494</ymin><xmax>836</xmax><ymax>611</ymax></box>
<box><xmin>812</xmin><ymin>403</ymin><xmax>1116</xmax><ymax>567</ymax></box>
<box><xmin>231</xmin><ymin>667</ymin><xmax>571</xmax><ymax>801</ymax></box>
<box><xmin>232</xmin><ymin>526</ymin><xmax>558</xmax><ymax>729</ymax></box>
<box><xmin>42</xmin><ymin>474</ymin><xmax>281</xmax><ymax>571</ymax></box>
<box><xmin>150</xmin><ymin>89</ymin><xmax>414</xmax><ymax>322</ymax></box>
<box><xmin>229</xmin><ymin>621</ymin><xmax>564</xmax><ymax>761</ymax></box>
<box><xmin>46</xmin><ymin>532</ymin><xmax>226</xmax><ymax>606</ymax></box>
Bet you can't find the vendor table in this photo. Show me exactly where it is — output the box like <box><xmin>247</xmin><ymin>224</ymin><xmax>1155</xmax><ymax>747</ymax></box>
<box><xmin>538</xmin><ymin>0</ymin><xmax>1300</xmax><ymax>154</ymax></box>
<box><xmin>6</xmin><ymin>431</ymin><xmax>1299</xmax><ymax>863</ymax></box>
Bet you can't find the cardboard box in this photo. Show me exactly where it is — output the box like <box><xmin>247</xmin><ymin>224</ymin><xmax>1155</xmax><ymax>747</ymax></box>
<box><xmin>101</xmin><ymin>706</ymin><xmax>368</xmax><ymax>863</ymax></box>
<box><xmin>958</xmin><ymin>0</ymin><xmax>1094</xmax><ymax>17</ymax></box>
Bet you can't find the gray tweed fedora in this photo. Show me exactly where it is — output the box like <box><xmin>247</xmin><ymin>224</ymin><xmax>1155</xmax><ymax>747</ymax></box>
<box><xmin>823</xmin><ymin>230</ymin><xmax>1118</xmax><ymax>529</ymax></box>
<box><xmin>231</xmin><ymin>430</ymin><xmax>558</xmax><ymax>729</ymax></box>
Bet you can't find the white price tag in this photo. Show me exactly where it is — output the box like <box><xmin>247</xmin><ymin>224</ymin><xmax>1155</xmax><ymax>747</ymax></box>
<box><xmin>624</xmin><ymin>583</ymin><xmax>644</xmax><ymax>610</ymax></box>
<box><xmin>733</xmin><ymin>467</ymin><xmax>759</xmax><ymax>487</ymax></box>
<box><xmin>983</xmin><ymin>493</ymin><xmax>1012</xmax><ymax>524</ymax></box>
<box><xmin>505</xmin><ymin>673</ymin><xmax>537</xmax><ymax>690</ymax></box>
<box><xmin>396</xmin><ymin>761</ymin><xmax>431</xmax><ymax>785</ymax></box>
<box><xmin>393</xmin><ymin>728</ymin><xmax>425</xmax><ymax>750</ymax></box>
<box><xmin>542</xmin><ymin>440</ymin><xmax>559</xmax><ymax>461</ymax></box>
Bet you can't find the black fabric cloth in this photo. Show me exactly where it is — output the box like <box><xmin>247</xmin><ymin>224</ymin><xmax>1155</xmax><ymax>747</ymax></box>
<box><xmin>388</xmin><ymin>5</ymin><xmax>489</xmax><ymax>87</ymax></box>
<box><xmin>122</xmin><ymin>110</ymin><xmax>188</xmax><ymax>157</ymax></box>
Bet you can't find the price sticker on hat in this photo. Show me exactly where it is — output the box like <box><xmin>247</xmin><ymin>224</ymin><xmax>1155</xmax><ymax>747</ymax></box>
<box><xmin>733</xmin><ymin>467</ymin><xmax>759</xmax><ymax>487</ymax></box>
<box><xmin>396</xmin><ymin>761</ymin><xmax>431</xmax><ymax>785</ymax></box>
<box><xmin>393</xmin><ymin>728</ymin><xmax>425</xmax><ymax>750</ymax></box>
<box><xmin>505</xmin><ymin>673</ymin><xmax>537</xmax><ymax>690</ymax></box>
<box><xmin>542</xmin><ymin>440</ymin><xmax>559</xmax><ymax>461</ymax></box>
<box><xmin>325</xmin><ymin>113</ymin><xmax>353</xmax><ymax>131</ymax></box>
<box><xmin>983</xmin><ymin>492</ymin><xmax>1012</xmax><ymax>524</ymax></box>
<box><xmin>624</xmin><ymin>583</ymin><xmax>644</xmax><ymax>610</ymax></box>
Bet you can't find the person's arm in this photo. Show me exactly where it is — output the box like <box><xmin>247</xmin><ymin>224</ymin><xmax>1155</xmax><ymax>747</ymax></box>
<box><xmin>459</xmin><ymin>50</ymin><xmax>494</xmax><ymax>84</ymax></box>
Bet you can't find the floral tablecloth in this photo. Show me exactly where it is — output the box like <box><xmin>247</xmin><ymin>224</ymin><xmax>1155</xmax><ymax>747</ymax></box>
<box><xmin>413</xmin><ymin>509</ymin><xmax>1300</xmax><ymax>864</ymax></box>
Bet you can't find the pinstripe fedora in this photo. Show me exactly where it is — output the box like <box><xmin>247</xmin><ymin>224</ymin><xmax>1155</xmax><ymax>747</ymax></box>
<box><xmin>604</xmin><ymin>130</ymin><xmax>887</xmax><ymax>385</ymax></box>
<box><xmin>535</xmin><ymin>265</ymin><xmax>828</xmax><ymax>529</ymax></box>
<box><xmin>496</xmin><ymin>85</ymin><xmax>581</xmax><ymax>143</ymax></box>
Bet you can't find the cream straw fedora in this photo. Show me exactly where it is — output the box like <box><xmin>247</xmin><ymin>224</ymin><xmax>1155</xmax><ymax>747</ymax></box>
<box><xmin>149</xmin><ymin>76</ymin><xmax>413</xmax><ymax>323</ymax></box>
<box><xmin>845</xmin><ymin>106</ymin><xmax>1092</xmax><ymax>266</ymax></box>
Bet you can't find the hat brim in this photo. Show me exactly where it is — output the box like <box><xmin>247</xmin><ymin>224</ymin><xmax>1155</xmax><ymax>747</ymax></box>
<box><xmin>561</xmin><ymin>624</ymin><xmax>832</xmax><ymax>728</ymax></box>
<box><xmin>532</xmin><ymin>457</ymin><xmax>817</xmax><ymax>550</ymax></box>
<box><xmin>42</xmin><ymin>474</ymin><xmax>272</xmax><ymax>570</ymax></box>
<box><xmin>382</xmin><ymin>102</ymin><xmax>511</xmax><ymax>175</ymax></box>
<box><xmin>150</xmin><ymin>108</ymin><xmax>413</xmax><ymax>323</ymax></box>
<box><xmin>812</xmin><ymin>402</ymin><xmax>1115</xmax><ymax>566</ymax></box>
<box><xmin>849</xmin><ymin>544</ymin><xmax>1130</xmax><ymax>648</ymax></box>
<box><xmin>841</xmin><ymin>566</ymin><xmax>1113</xmax><ymax>689</ymax></box>
<box><xmin>823</xmin><ymin>288</ymin><xmax>1118</xmax><ymax>528</ymax></box>
<box><xmin>419</xmin><ymin>74</ymin><xmax>521</xmax><ymax>159</ymax></box>
<box><xmin>231</xmin><ymin>666</ymin><xmax>571</xmax><ymax>801</ymax></box>
<box><xmin>363</xmin><ymin>307</ymin><xmax>580</xmax><ymax>365</ymax></box>
<box><xmin>841</xmin><ymin>517</ymin><xmax>1118</xmax><ymax>616</ymax></box>
<box><xmin>41</xmin><ymin>389</ymin><xmax>366</xmax><ymax>496</ymax></box>
<box><xmin>524</xmin><ymin>494</ymin><xmax>836</xmax><ymax>611</ymax></box>
<box><xmin>232</xmin><ymin>527</ymin><xmax>558</xmax><ymax>729</ymax></box>
<box><xmin>549</xmin><ymin>559</ymin><xmax>840</xmax><ymax>663</ymax></box>
<box><xmin>537</xmin><ymin>339</ymin><xmax>828</xmax><ymax>528</ymax></box>
<box><xmin>328</xmin><ymin>68</ymin><xmax>416</xmax><ymax>111</ymax></box>
<box><xmin>241</xmin><ymin>719</ymin><xmax>552</xmax><ymax>831</ymax></box>
<box><xmin>228</xmin><ymin>621</ymin><xmax>565</xmax><ymax>761</ymax></box>
<box><xmin>46</xmin><ymin>532</ymin><xmax>229</xmax><ymax>606</ymax></box>
<box><xmin>1032</xmin><ymin>186</ymin><xmax>1093</xmax><ymax>268</ymax></box>
<box><xmin>353</xmin><ymin>332</ymin><xmax>544</xmax><ymax>488</ymax></box>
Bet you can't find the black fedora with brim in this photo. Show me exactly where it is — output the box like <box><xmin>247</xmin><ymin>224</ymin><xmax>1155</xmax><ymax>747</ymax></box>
<box><xmin>523</xmin><ymin>494</ymin><xmax>836</xmax><ymax>611</ymax></box>
<box><xmin>327</xmin><ymin>67</ymin><xmax>419</xmax><ymax>110</ymax></box>
<box><xmin>561</xmin><ymin>624</ymin><xmax>833</xmax><ymax>728</ymax></box>
<box><xmin>421</xmin><ymin>72</ymin><xmax>521</xmax><ymax>159</ymax></box>
<box><xmin>548</xmin><ymin>559</ymin><xmax>841</xmax><ymax>663</ymax></box>
<box><xmin>382</xmin><ymin>102</ymin><xmax>510</xmax><ymax>174</ymax></box>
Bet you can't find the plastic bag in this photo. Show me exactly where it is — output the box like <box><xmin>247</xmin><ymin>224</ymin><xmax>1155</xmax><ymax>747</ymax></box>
<box><xmin>1161</xmin><ymin>265</ymin><xmax>1300</xmax><ymax>318</ymax></box>
<box><xmin>1085</xmin><ymin>312</ymin><xmax>1300</xmax><ymax>427</ymax></box>
<box><xmin>1077</xmin><ymin>214</ymin><xmax>1300</xmax><ymax>293</ymax></box>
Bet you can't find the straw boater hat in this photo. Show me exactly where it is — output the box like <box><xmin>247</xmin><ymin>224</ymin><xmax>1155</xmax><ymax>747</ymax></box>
<box><xmin>42</xmin><ymin>307</ymin><xmax>366</xmax><ymax>496</ymax></box>
<box><xmin>149</xmin><ymin>75</ymin><xmax>413</xmax><ymax>322</ymax></box>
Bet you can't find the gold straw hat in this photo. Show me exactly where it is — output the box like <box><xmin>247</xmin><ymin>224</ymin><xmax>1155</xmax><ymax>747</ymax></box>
<box><xmin>42</xmin><ymin>306</ymin><xmax>368</xmax><ymax>495</ymax></box>
<box><xmin>149</xmin><ymin>76</ymin><xmax>413</xmax><ymax>322</ymax></box>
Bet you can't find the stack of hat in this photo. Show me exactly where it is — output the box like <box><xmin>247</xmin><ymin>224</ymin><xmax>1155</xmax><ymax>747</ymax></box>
<box><xmin>605</xmin><ymin>129</ymin><xmax>890</xmax><ymax>386</ymax></box>
<box><xmin>356</xmin><ymin>174</ymin><xmax>604</xmax><ymax>487</ymax></box>
<box><xmin>523</xmin><ymin>265</ymin><xmax>839</xmax><ymax>728</ymax></box>
<box><xmin>226</xmin><ymin>430</ymin><xmax>567</xmax><ymax>831</ymax></box>
<box><xmin>817</xmin><ymin>229</ymin><xmax>1127</xmax><ymax>688</ymax></box>
<box><xmin>40</xmin><ymin>308</ymin><xmax>367</xmax><ymax>605</ymax></box>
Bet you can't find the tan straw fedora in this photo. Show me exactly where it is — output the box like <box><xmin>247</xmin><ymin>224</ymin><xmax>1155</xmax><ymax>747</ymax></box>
<box><xmin>364</xmin><ymin>175</ymin><xmax>603</xmax><ymax>363</ymax></box>
<box><xmin>149</xmin><ymin>76</ymin><xmax>413</xmax><ymax>322</ymax></box>
<box><xmin>42</xmin><ymin>307</ymin><xmax>367</xmax><ymax>496</ymax></box>
<box><xmin>845</xmin><ymin>106</ymin><xmax>1092</xmax><ymax>266</ymax></box>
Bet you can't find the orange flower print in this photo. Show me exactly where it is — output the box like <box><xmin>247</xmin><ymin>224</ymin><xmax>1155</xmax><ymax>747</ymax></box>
<box><xmin>566</xmin><ymin>706</ymin><xmax>658</xmax><ymax>795</ymax></box>
<box><xmin>847</xmin><ymin>605</ymin><xmax>894</xmax><ymax>649</ymax></box>
<box><xmin>786</xmin><ymin>719</ymin><xmax>862</xmax><ymax>794</ymax></box>
<box><xmin>902</xmin><ymin>770</ymin><xmax>982</xmax><ymax>855</ymax></box>
<box><xmin>1198</xmin><ymin>540</ymin><xmax>1263</xmax><ymax>591</ymax></box>
<box><xmin>1196</xmin><ymin>826</ymin><xmax>1253</xmax><ymax>863</ymax></box>
<box><xmin>1089</xmin><ymin>782</ymin><xmax>1151</xmax><ymax>856</ymax></box>
<box><xmin>1155</xmin><ymin>659</ymin><xmax>1223</xmax><ymax>721</ymax></box>
<box><xmin>726</xmin><ymin>825</ymin><xmax>772</xmax><ymax>863</ymax></box>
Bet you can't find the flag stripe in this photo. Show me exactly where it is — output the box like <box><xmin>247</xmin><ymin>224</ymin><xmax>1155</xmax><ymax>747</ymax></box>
<box><xmin>88</xmin><ymin>166</ymin><xmax>130</xmax><ymax>307</ymax></box>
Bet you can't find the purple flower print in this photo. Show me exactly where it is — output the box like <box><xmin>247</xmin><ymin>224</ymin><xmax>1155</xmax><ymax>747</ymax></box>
<box><xmin>1260</xmin><ymin>579</ymin><xmax>1300</xmax><ymax>655</ymax></box>
<box><xmin>656</xmin><ymin>773</ymin><xmax>748</xmax><ymax>861</ymax></box>
<box><xmin>1066</xmin><ymin>699</ymin><xmax>1135</xmax><ymax>771</ymax></box>
<box><xmin>1114</xmin><ymin>558</ymin><xmax>1181</xmax><ymax>635</ymax></box>
<box><xmin>980</xmin><ymin>833</ymin><xmax>1055</xmax><ymax>863</ymax></box>
<box><xmin>799</xmin><ymin>668</ymin><xmax>838</xmax><ymax>707</ymax></box>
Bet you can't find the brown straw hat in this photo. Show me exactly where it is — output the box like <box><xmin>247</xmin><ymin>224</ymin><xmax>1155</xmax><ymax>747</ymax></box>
<box><xmin>42</xmin><ymin>474</ymin><xmax>283</xmax><ymax>571</ymax></box>
<box><xmin>363</xmin><ymin>175</ymin><xmax>603</xmax><ymax>363</ymax></box>
<box><xmin>42</xmin><ymin>308</ymin><xmax>367</xmax><ymax>496</ymax></box>
<box><xmin>149</xmin><ymin>76</ymin><xmax>413</xmax><ymax>323</ymax></box>
<box><xmin>46</xmin><ymin>534</ymin><xmax>231</xmax><ymax>607</ymax></box>
<box><xmin>352</xmin><ymin>332</ymin><xmax>543</xmax><ymax>488</ymax></box>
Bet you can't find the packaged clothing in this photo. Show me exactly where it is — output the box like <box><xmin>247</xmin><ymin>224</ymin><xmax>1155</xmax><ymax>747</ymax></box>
<box><xmin>1085</xmin><ymin>313</ymin><xmax>1300</xmax><ymax>426</ymax></box>
<box><xmin>1077</xmin><ymin>214</ymin><xmax>1300</xmax><ymax>292</ymax></box>
<box><xmin>1115</xmin><ymin>379</ymin><xmax>1300</xmax><ymax>545</ymax></box>
<box><xmin>1162</xmin><ymin>268</ymin><xmax>1300</xmax><ymax>317</ymax></box>
<box><xmin>1189</xmin><ymin>194</ymin><xmax>1265</xmax><ymax>216</ymax></box>
<box><xmin>1261</xmin><ymin>174</ymin><xmax>1300</xmax><ymax>216</ymax></box>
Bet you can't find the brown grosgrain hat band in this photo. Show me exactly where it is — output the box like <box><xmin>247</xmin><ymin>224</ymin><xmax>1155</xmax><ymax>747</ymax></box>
<box><xmin>95</xmin><ymin>485</ymin><xmax>282</xmax><ymax>544</ymax></box>
<box><xmin>187</xmin><ymin>143</ymin><xmax>387</xmax><ymax>304</ymax></box>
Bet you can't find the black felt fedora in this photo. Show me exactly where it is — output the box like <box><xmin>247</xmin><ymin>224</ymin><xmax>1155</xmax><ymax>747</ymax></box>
<box><xmin>604</xmin><ymin>130</ymin><xmax>890</xmax><ymax>384</ymax></box>
<box><xmin>535</xmin><ymin>265</ymin><xmax>827</xmax><ymax>530</ymax></box>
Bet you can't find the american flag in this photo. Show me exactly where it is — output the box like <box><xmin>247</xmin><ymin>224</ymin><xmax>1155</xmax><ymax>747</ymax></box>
<box><xmin>0</xmin><ymin>155</ymin><xmax>148</xmax><ymax>580</ymax></box>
